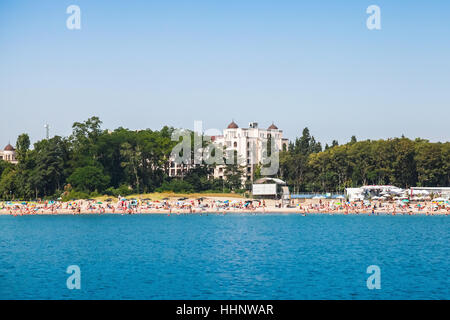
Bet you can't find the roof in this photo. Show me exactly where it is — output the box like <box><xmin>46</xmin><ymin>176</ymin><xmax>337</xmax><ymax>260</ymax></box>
<box><xmin>254</xmin><ymin>177</ymin><xmax>286</xmax><ymax>185</ymax></box>
<box><xmin>227</xmin><ymin>121</ymin><xmax>239</xmax><ymax>129</ymax></box>
<box><xmin>268</xmin><ymin>123</ymin><xmax>278</xmax><ymax>130</ymax></box>
<box><xmin>4</xmin><ymin>144</ymin><xmax>15</xmax><ymax>151</ymax></box>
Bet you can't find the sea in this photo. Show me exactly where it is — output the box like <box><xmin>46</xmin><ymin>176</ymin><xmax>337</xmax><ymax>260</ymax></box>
<box><xmin>0</xmin><ymin>213</ymin><xmax>448</xmax><ymax>299</ymax></box>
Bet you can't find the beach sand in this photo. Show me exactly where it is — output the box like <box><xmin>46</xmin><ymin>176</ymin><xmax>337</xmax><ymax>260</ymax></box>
<box><xmin>1</xmin><ymin>197</ymin><xmax>448</xmax><ymax>216</ymax></box>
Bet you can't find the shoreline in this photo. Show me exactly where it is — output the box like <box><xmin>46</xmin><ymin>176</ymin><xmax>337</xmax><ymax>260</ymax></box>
<box><xmin>1</xmin><ymin>209</ymin><xmax>448</xmax><ymax>216</ymax></box>
<box><xmin>1</xmin><ymin>197</ymin><xmax>449</xmax><ymax>216</ymax></box>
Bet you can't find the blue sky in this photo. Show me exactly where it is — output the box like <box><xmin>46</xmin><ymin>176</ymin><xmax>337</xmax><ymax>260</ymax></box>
<box><xmin>1</xmin><ymin>0</ymin><xmax>449</xmax><ymax>146</ymax></box>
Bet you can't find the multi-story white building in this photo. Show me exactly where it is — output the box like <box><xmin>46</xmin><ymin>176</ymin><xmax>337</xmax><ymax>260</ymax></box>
<box><xmin>212</xmin><ymin>121</ymin><xmax>289</xmax><ymax>182</ymax></box>
<box><xmin>0</xmin><ymin>144</ymin><xmax>18</xmax><ymax>164</ymax></box>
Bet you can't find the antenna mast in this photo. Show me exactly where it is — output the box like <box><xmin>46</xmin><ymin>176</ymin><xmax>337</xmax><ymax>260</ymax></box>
<box><xmin>44</xmin><ymin>124</ymin><xmax>49</xmax><ymax>139</ymax></box>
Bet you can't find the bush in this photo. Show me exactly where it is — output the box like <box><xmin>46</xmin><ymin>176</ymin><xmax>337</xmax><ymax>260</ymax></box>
<box><xmin>156</xmin><ymin>179</ymin><xmax>194</xmax><ymax>193</ymax></box>
<box><xmin>105</xmin><ymin>185</ymin><xmax>133</xmax><ymax>197</ymax></box>
<box><xmin>62</xmin><ymin>190</ymin><xmax>90</xmax><ymax>201</ymax></box>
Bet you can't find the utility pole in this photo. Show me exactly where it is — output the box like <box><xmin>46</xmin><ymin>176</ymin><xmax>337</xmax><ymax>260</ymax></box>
<box><xmin>44</xmin><ymin>124</ymin><xmax>49</xmax><ymax>140</ymax></box>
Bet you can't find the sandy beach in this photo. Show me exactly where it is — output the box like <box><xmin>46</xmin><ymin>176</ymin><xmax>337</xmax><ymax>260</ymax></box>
<box><xmin>1</xmin><ymin>196</ymin><xmax>449</xmax><ymax>216</ymax></box>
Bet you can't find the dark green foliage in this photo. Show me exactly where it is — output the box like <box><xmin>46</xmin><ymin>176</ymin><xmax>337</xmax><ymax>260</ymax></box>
<box><xmin>1</xmin><ymin>121</ymin><xmax>449</xmax><ymax>199</ymax></box>
<box><xmin>280</xmin><ymin>129</ymin><xmax>450</xmax><ymax>193</ymax></box>
<box><xmin>67</xmin><ymin>166</ymin><xmax>110</xmax><ymax>193</ymax></box>
<box><xmin>0</xmin><ymin>117</ymin><xmax>227</xmax><ymax>200</ymax></box>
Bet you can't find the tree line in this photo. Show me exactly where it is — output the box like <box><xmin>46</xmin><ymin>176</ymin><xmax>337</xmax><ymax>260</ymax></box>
<box><xmin>0</xmin><ymin>117</ymin><xmax>241</xmax><ymax>200</ymax></box>
<box><xmin>279</xmin><ymin>128</ymin><xmax>450</xmax><ymax>193</ymax></box>
<box><xmin>0</xmin><ymin>118</ymin><xmax>448</xmax><ymax>200</ymax></box>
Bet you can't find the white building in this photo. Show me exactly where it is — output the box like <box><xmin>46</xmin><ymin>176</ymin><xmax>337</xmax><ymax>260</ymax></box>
<box><xmin>345</xmin><ymin>185</ymin><xmax>404</xmax><ymax>201</ymax></box>
<box><xmin>212</xmin><ymin>121</ymin><xmax>289</xmax><ymax>183</ymax></box>
<box><xmin>0</xmin><ymin>144</ymin><xmax>17</xmax><ymax>164</ymax></box>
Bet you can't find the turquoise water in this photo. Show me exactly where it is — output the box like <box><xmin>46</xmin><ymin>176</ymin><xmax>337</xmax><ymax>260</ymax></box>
<box><xmin>0</xmin><ymin>214</ymin><xmax>448</xmax><ymax>300</ymax></box>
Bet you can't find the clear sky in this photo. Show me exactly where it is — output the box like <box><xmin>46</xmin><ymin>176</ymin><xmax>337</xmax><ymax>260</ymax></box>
<box><xmin>1</xmin><ymin>0</ymin><xmax>449</xmax><ymax>147</ymax></box>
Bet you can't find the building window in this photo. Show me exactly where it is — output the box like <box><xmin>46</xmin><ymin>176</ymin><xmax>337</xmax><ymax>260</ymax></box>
<box><xmin>233</xmin><ymin>142</ymin><xmax>237</xmax><ymax>148</ymax></box>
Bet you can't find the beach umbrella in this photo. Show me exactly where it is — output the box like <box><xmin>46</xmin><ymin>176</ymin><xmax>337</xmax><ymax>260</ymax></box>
<box><xmin>402</xmin><ymin>199</ymin><xmax>409</xmax><ymax>203</ymax></box>
<box><xmin>97</xmin><ymin>202</ymin><xmax>103</xmax><ymax>204</ymax></box>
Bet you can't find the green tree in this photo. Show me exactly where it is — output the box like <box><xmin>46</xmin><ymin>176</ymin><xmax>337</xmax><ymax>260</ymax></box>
<box><xmin>67</xmin><ymin>166</ymin><xmax>110</xmax><ymax>194</ymax></box>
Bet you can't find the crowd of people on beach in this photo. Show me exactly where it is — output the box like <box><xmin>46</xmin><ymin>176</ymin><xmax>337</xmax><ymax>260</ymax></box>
<box><xmin>295</xmin><ymin>199</ymin><xmax>449</xmax><ymax>215</ymax></box>
<box><xmin>0</xmin><ymin>196</ymin><xmax>449</xmax><ymax>216</ymax></box>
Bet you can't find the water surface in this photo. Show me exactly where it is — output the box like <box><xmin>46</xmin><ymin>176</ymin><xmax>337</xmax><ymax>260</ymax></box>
<box><xmin>0</xmin><ymin>214</ymin><xmax>448</xmax><ymax>299</ymax></box>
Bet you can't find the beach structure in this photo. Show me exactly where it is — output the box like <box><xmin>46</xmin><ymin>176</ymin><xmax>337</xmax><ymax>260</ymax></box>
<box><xmin>252</xmin><ymin>177</ymin><xmax>289</xmax><ymax>201</ymax></box>
<box><xmin>212</xmin><ymin>121</ymin><xmax>289</xmax><ymax>183</ymax></box>
<box><xmin>346</xmin><ymin>185</ymin><xmax>450</xmax><ymax>201</ymax></box>
<box><xmin>0</xmin><ymin>144</ymin><xmax>17</xmax><ymax>164</ymax></box>
<box><xmin>345</xmin><ymin>185</ymin><xmax>404</xmax><ymax>201</ymax></box>
<box><xmin>408</xmin><ymin>187</ymin><xmax>450</xmax><ymax>200</ymax></box>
